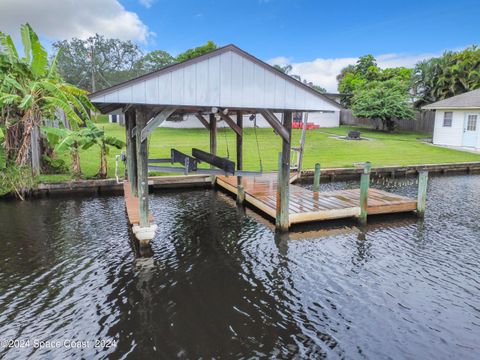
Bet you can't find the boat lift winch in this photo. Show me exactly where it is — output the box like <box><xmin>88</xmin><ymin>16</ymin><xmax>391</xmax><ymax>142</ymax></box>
<box><xmin>148</xmin><ymin>148</ymin><xmax>262</xmax><ymax>176</ymax></box>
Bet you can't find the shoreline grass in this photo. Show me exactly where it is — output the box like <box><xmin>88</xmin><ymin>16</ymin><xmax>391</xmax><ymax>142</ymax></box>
<box><xmin>36</xmin><ymin>124</ymin><xmax>480</xmax><ymax>183</ymax></box>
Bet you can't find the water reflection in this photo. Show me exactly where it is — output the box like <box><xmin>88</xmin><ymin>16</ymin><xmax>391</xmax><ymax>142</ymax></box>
<box><xmin>0</xmin><ymin>175</ymin><xmax>479</xmax><ymax>359</ymax></box>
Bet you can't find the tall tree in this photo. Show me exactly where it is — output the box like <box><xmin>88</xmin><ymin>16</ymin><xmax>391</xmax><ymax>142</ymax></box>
<box><xmin>53</xmin><ymin>34</ymin><xmax>143</xmax><ymax>92</ymax></box>
<box><xmin>337</xmin><ymin>55</ymin><xmax>412</xmax><ymax>107</ymax></box>
<box><xmin>351</xmin><ymin>79</ymin><xmax>415</xmax><ymax>132</ymax></box>
<box><xmin>176</xmin><ymin>41</ymin><xmax>218</xmax><ymax>62</ymax></box>
<box><xmin>135</xmin><ymin>50</ymin><xmax>175</xmax><ymax>73</ymax></box>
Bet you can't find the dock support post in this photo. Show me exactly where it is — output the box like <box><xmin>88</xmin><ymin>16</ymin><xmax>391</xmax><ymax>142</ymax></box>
<box><xmin>359</xmin><ymin>162</ymin><xmax>371</xmax><ymax>226</ymax></box>
<box><xmin>209</xmin><ymin>113</ymin><xmax>217</xmax><ymax>185</ymax></box>
<box><xmin>417</xmin><ymin>171</ymin><xmax>428</xmax><ymax>217</ymax></box>
<box><xmin>236</xmin><ymin>111</ymin><xmax>244</xmax><ymax>205</ymax></box>
<box><xmin>125</xmin><ymin>109</ymin><xmax>137</xmax><ymax>196</ymax></box>
<box><xmin>313</xmin><ymin>163</ymin><xmax>321</xmax><ymax>192</ymax></box>
<box><xmin>296</xmin><ymin>112</ymin><xmax>308</xmax><ymax>178</ymax></box>
<box><xmin>276</xmin><ymin>110</ymin><xmax>292</xmax><ymax>232</ymax></box>
<box><xmin>132</xmin><ymin>107</ymin><xmax>156</xmax><ymax>246</ymax></box>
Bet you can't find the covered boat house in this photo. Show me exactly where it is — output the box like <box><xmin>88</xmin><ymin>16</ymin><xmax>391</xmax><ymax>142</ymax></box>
<box><xmin>89</xmin><ymin>44</ymin><xmax>341</xmax><ymax>244</ymax></box>
<box><xmin>90</xmin><ymin>44</ymin><xmax>421</xmax><ymax>246</ymax></box>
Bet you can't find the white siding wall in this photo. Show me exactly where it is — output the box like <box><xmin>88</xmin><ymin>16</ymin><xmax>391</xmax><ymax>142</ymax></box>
<box><xmin>91</xmin><ymin>50</ymin><xmax>338</xmax><ymax>112</ymax></box>
<box><xmin>308</xmin><ymin>111</ymin><xmax>340</xmax><ymax>128</ymax></box>
<box><xmin>433</xmin><ymin>110</ymin><xmax>465</xmax><ymax>147</ymax></box>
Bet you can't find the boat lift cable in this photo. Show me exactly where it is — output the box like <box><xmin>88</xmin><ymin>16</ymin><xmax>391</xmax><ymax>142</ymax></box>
<box><xmin>221</xmin><ymin>118</ymin><xmax>230</xmax><ymax>159</ymax></box>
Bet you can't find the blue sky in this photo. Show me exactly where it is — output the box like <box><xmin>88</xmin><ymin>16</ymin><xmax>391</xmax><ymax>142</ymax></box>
<box><xmin>124</xmin><ymin>0</ymin><xmax>479</xmax><ymax>60</ymax></box>
<box><xmin>1</xmin><ymin>0</ymin><xmax>479</xmax><ymax>90</ymax></box>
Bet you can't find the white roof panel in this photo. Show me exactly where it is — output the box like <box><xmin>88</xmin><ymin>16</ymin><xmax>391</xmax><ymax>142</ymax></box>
<box><xmin>89</xmin><ymin>45</ymin><xmax>342</xmax><ymax>112</ymax></box>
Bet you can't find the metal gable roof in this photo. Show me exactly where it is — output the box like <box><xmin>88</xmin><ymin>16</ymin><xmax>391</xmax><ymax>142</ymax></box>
<box><xmin>89</xmin><ymin>44</ymin><xmax>342</xmax><ymax>113</ymax></box>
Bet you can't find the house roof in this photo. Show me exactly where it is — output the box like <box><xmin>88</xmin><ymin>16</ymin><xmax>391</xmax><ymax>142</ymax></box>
<box><xmin>422</xmin><ymin>88</ymin><xmax>480</xmax><ymax>110</ymax></box>
<box><xmin>89</xmin><ymin>44</ymin><xmax>342</xmax><ymax>114</ymax></box>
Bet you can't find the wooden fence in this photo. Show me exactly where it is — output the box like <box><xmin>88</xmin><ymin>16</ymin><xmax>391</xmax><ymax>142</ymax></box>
<box><xmin>340</xmin><ymin>109</ymin><xmax>435</xmax><ymax>134</ymax></box>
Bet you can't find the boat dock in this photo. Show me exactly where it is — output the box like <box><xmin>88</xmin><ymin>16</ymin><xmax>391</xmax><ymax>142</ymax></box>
<box><xmin>124</xmin><ymin>181</ymin><xmax>153</xmax><ymax>225</ymax></box>
<box><xmin>216</xmin><ymin>174</ymin><xmax>418</xmax><ymax>225</ymax></box>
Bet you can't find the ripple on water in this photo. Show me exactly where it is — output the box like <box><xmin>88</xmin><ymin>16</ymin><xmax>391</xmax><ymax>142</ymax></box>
<box><xmin>0</xmin><ymin>175</ymin><xmax>479</xmax><ymax>359</ymax></box>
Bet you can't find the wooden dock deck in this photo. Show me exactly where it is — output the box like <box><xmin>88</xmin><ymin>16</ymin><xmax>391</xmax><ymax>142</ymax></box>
<box><xmin>123</xmin><ymin>181</ymin><xmax>153</xmax><ymax>225</ymax></box>
<box><xmin>216</xmin><ymin>174</ymin><xmax>417</xmax><ymax>225</ymax></box>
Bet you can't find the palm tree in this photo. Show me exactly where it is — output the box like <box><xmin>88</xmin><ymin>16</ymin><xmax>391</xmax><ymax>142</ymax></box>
<box><xmin>0</xmin><ymin>24</ymin><xmax>93</xmax><ymax>174</ymax></box>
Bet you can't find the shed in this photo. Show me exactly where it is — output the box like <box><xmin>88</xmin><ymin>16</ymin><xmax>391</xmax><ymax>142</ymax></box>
<box><xmin>423</xmin><ymin>89</ymin><xmax>480</xmax><ymax>149</ymax></box>
<box><xmin>89</xmin><ymin>44</ymin><xmax>342</xmax><ymax>243</ymax></box>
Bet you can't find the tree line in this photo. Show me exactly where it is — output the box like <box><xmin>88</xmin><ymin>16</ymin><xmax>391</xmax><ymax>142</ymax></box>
<box><xmin>335</xmin><ymin>46</ymin><xmax>480</xmax><ymax>131</ymax></box>
<box><xmin>53</xmin><ymin>36</ymin><xmax>218</xmax><ymax>92</ymax></box>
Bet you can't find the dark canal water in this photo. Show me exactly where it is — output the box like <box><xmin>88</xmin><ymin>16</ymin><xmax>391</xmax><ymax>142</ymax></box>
<box><xmin>0</xmin><ymin>174</ymin><xmax>479</xmax><ymax>359</ymax></box>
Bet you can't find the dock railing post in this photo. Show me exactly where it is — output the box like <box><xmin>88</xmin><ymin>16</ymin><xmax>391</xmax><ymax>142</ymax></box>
<box><xmin>313</xmin><ymin>163</ymin><xmax>321</xmax><ymax>192</ymax></box>
<box><xmin>417</xmin><ymin>170</ymin><xmax>428</xmax><ymax>217</ymax></box>
<box><xmin>359</xmin><ymin>161</ymin><xmax>371</xmax><ymax>226</ymax></box>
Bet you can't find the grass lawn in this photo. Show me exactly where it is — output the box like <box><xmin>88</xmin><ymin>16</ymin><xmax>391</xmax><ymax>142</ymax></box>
<box><xmin>37</xmin><ymin>124</ymin><xmax>480</xmax><ymax>183</ymax></box>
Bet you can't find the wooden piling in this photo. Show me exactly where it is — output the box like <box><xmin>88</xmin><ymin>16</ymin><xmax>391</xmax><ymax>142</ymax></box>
<box><xmin>358</xmin><ymin>162</ymin><xmax>371</xmax><ymax>226</ymax></box>
<box><xmin>135</xmin><ymin>108</ymin><xmax>149</xmax><ymax>227</ymax></box>
<box><xmin>276</xmin><ymin>110</ymin><xmax>292</xmax><ymax>231</ymax></box>
<box><xmin>209</xmin><ymin>113</ymin><xmax>217</xmax><ymax>160</ymax></box>
<box><xmin>313</xmin><ymin>163</ymin><xmax>321</xmax><ymax>191</ymax></box>
<box><xmin>209</xmin><ymin>113</ymin><xmax>217</xmax><ymax>185</ymax></box>
<box><xmin>417</xmin><ymin>171</ymin><xmax>428</xmax><ymax>217</ymax></box>
<box><xmin>125</xmin><ymin>109</ymin><xmax>137</xmax><ymax>196</ymax></box>
<box><xmin>236</xmin><ymin>111</ymin><xmax>244</xmax><ymax>205</ymax></box>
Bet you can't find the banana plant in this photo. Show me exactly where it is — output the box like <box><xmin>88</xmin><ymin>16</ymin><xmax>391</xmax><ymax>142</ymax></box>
<box><xmin>42</xmin><ymin>122</ymin><xmax>124</xmax><ymax>179</ymax></box>
<box><xmin>79</xmin><ymin>122</ymin><xmax>125</xmax><ymax>179</ymax></box>
<box><xmin>42</xmin><ymin>126</ymin><xmax>89</xmax><ymax>178</ymax></box>
<box><xmin>0</xmin><ymin>23</ymin><xmax>94</xmax><ymax>171</ymax></box>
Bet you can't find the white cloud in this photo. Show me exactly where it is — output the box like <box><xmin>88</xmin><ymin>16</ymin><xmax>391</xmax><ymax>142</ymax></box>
<box><xmin>0</xmin><ymin>0</ymin><xmax>152</xmax><ymax>42</ymax></box>
<box><xmin>268</xmin><ymin>52</ymin><xmax>438</xmax><ymax>92</ymax></box>
<box><xmin>139</xmin><ymin>0</ymin><xmax>155</xmax><ymax>8</ymax></box>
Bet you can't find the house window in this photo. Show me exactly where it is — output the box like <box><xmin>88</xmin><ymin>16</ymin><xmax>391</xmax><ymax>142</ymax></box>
<box><xmin>443</xmin><ymin>112</ymin><xmax>452</xmax><ymax>127</ymax></box>
<box><xmin>467</xmin><ymin>115</ymin><xmax>477</xmax><ymax>131</ymax></box>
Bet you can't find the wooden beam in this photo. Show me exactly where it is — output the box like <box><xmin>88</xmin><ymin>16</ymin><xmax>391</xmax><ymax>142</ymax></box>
<box><xmin>125</xmin><ymin>109</ymin><xmax>137</xmax><ymax>196</ymax></box>
<box><xmin>276</xmin><ymin>110</ymin><xmax>292</xmax><ymax>231</ymax></box>
<box><xmin>259</xmin><ymin>110</ymin><xmax>290</xmax><ymax>143</ymax></box>
<box><xmin>194</xmin><ymin>113</ymin><xmax>210</xmax><ymax>130</ymax></box>
<box><xmin>141</xmin><ymin>107</ymin><xmax>176</xmax><ymax>142</ymax></box>
<box><xmin>136</xmin><ymin>108</ymin><xmax>150</xmax><ymax>227</ymax></box>
<box><xmin>236</xmin><ymin>110</ymin><xmax>244</xmax><ymax>205</ymax></box>
<box><xmin>236</xmin><ymin>111</ymin><xmax>243</xmax><ymax>171</ymax></box>
<box><xmin>218</xmin><ymin>112</ymin><xmax>242</xmax><ymax>136</ymax></box>
<box><xmin>210</xmin><ymin>113</ymin><xmax>217</xmax><ymax>156</ymax></box>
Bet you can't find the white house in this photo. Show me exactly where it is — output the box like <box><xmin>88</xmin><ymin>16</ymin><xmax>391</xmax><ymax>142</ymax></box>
<box><xmin>159</xmin><ymin>110</ymin><xmax>340</xmax><ymax>129</ymax></box>
<box><xmin>423</xmin><ymin>89</ymin><xmax>480</xmax><ymax>149</ymax></box>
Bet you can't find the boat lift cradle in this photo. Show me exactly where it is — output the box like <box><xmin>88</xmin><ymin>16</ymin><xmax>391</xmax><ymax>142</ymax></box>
<box><xmin>148</xmin><ymin>148</ymin><xmax>262</xmax><ymax>176</ymax></box>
